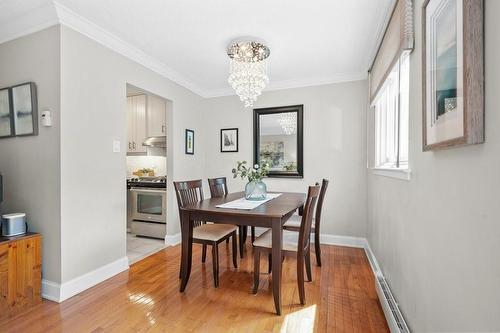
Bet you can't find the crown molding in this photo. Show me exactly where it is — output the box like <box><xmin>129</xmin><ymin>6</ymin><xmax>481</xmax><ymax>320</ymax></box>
<box><xmin>53</xmin><ymin>1</ymin><xmax>207</xmax><ymax>97</ymax></box>
<box><xmin>203</xmin><ymin>71</ymin><xmax>368</xmax><ymax>98</ymax></box>
<box><xmin>0</xmin><ymin>2</ymin><xmax>59</xmax><ymax>45</ymax></box>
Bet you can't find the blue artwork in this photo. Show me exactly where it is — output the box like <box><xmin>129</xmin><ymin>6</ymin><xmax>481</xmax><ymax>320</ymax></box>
<box><xmin>434</xmin><ymin>0</ymin><xmax>457</xmax><ymax>119</ymax></box>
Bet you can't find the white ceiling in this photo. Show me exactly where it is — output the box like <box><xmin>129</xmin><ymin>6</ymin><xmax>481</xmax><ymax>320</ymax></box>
<box><xmin>0</xmin><ymin>0</ymin><xmax>394</xmax><ymax>97</ymax></box>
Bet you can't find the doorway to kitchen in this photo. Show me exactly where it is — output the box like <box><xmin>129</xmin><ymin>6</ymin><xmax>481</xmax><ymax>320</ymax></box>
<box><xmin>125</xmin><ymin>84</ymin><xmax>171</xmax><ymax>264</ymax></box>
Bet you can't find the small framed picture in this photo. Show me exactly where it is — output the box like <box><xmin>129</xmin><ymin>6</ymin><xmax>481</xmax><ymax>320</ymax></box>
<box><xmin>12</xmin><ymin>82</ymin><xmax>38</xmax><ymax>136</ymax></box>
<box><xmin>185</xmin><ymin>129</ymin><xmax>194</xmax><ymax>155</ymax></box>
<box><xmin>0</xmin><ymin>88</ymin><xmax>14</xmax><ymax>138</ymax></box>
<box><xmin>220</xmin><ymin>128</ymin><xmax>238</xmax><ymax>152</ymax></box>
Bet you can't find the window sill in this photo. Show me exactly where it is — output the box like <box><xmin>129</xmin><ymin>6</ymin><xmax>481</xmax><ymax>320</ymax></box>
<box><xmin>371</xmin><ymin>167</ymin><xmax>411</xmax><ymax>181</ymax></box>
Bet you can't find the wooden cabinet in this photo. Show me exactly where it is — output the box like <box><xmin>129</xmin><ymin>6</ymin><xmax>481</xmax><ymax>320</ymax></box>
<box><xmin>147</xmin><ymin>95</ymin><xmax>167</xmax><ymax>137</ymax></box>
<box><xmin>0</xmin><ymin>233</ymin><xmax>41</xmax><ymax>321</ymax></box>
<box><xmin>127</xmin><ymin>94</ymin><xmax>147</xmax><ymax>154</ymax></box>
<box><xmin>127</xmin><ymin>94</ymin><xmax>167</xmax><ymax>155</ymax></box>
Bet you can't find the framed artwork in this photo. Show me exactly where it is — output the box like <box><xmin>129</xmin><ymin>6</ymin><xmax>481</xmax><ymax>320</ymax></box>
<box><xmin>253</xmin><ymin>105</ymin><xmax>303</xmax><ymax>178</ymax></box>
<box><xmin>422</xmin><ymin>0</ymin><xmax>484</xmax><ymax>151</ymax></box>
<box><xmin>220</xmin><ymin>128</ymin><xmax>238</xmax><ymax>152</ymax></box>
<box><xmin>185</xmin><ymin>129</ymin><xmax>194</xmax><ymax>155</ymax></box>
<box><xmin>0</xmin><ymin>88</ymin><xmax>14</xmax><ymax>138</ymax></box>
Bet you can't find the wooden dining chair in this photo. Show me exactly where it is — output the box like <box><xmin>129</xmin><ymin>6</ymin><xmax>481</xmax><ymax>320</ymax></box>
<box><xmin>252</xmin><ymin>184</ymin><xmax>320</xmax><ymax>305</ymax></box>
<box><xmin>174</xmin><ymin>179</ymin><xmax>238</xmax><ymax>288</ymax></box>
<box><xmin>208</xmin><ymin>177</ymin><xmax>247</xmax><ymax>258</ymax></box>
<box><xmin>283</xmin><ymin>179</ymin><xmax>329</xmax><ymax>266</ymax></box>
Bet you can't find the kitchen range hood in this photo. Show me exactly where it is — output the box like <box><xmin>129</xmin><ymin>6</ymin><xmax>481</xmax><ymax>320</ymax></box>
<box><xmin>142</xmin><ymin>136</ymin><xmax>166</xmax><ymax>148</ymax></box>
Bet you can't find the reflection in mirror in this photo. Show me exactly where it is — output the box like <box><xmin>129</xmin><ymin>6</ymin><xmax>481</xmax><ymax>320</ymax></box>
<box><xmin>260</xmin><ymin>112</ymin><xmax>297</xmax><ymax>172</ymax></box>
<box><xmin>254</xmin><ymin>105</ymin><xmax>303</xmax><ymax>178</ymax></box>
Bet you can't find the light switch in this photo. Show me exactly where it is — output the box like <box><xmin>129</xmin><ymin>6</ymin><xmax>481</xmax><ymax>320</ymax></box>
<box><xmin>113</xmin><ymin>140</ymin><xmax>121</xmax><ymax>153</ymax></box>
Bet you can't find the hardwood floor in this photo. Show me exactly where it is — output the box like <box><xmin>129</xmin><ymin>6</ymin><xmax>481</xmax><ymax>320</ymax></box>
<box><xmin>0</xmin><ymin>242</ymin><xmax>389</xmax><ymax>333</ymax></box>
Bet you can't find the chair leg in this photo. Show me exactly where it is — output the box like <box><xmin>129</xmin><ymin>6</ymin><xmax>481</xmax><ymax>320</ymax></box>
<box><xmin>314</xmin><ymin>230</ymin><xmax>322</xmax><ymax>267</ymax></box>
<box><xmin>238</xmin><ymin>226</ymin><xmax>244</xmax><ymax>259</ymax></box>
<box><xmin>226</xmin><ymin>238</ymin><xmax>230</xmax><ymax>244</ymax></box>
<box><xmin>268</xmin><ymin>253</ymin><xmax>272</xmax><ymax>274</ymax></box>
<box><xmin>305</xmin><ymin>251</ymin><xmax>312</xmax><ymax>282</ymax></box>
<box><xmin>253</xmin><ymin>249</ymin><xmax>260</xmax><ymax>294</ymax></box>
<box><xmin>242</xmin><ymin>226</ymin><xmax>248</xmax><ymax>243</ymax></box>
<box><xmin>201</xmin><ymin>244</ymin><xmax>207</xmax><ymax>263</ymax></box>
<box><xmin>251</xmin><ymin>227</ymin><xmax>256</xmax><ymax>243</ymax></box>
<box><xmin>232</xmin><ymin>232</ymin><xmax>238</xmax><ymax>268</ymax></box>
<box><xmin>297</xmin><ymin>254</ymin><xmax>306</xmax><ymax>305</ymax></box>
<box><xmin>212</xmin><ymin>243</ymin><xmax>219</xmax><ymax>288</ymax></box>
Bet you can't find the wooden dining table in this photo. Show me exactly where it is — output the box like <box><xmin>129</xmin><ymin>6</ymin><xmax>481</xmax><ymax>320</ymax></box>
<box><xmin>179</xmin><ymin>191</ymin><xmax>305</xmax><ymax>315</ymax></box>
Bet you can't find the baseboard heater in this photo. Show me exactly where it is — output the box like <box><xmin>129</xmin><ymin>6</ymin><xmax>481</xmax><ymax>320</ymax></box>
<box><xmin>375</xmin><ymin>275</ymin><xmax>411</xmax><ymax>333</ymax></box>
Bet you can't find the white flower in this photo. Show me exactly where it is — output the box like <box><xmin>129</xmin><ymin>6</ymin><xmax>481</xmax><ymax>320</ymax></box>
<box><xmin>254</xmin><ymin>164</ymin><xmax>259</xmax><ymax>169</ymax></box>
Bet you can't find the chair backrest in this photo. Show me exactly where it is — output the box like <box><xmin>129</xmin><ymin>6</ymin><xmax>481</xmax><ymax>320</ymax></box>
<box><xmin>207</xmin><ymin>177</ymin><xmax>228</xmax><ymax>198</ymax></box>
<box><xmin>314</xmin><ymin>179</ymin><xmax>329</xmax><ymax>231</ymax></box>
<box><xmin>298</xmin><ymin>184</ymin><xmax>321</xmax><ymax>254</ymax></box>
<box><xmin>173</xmin><ymin>179</ymin><xmax>204</xmax><ymax>227</ymax></box>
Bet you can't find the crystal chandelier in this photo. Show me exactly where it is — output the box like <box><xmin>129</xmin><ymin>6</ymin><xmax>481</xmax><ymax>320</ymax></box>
<box><xmin>227</xmin><ymin>40</ymin><xmax>270</xmax><ymax>108</ymax></box>
<box><xmin>279</xmin><ymin>112</ymin><xmax>297</xmax><ymax>135</ymax></box>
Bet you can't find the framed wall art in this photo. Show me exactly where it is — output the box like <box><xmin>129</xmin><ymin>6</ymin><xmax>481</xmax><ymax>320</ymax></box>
<box><xmin>220</xmin><ymin>128</ymin><xmax>238</xmax><ymax>152</ymax></box>
<box><xmin>422</xmin><ymin>0</ymin><xmax>484</xmax><ymax>151</ymax></box>
<box><xmin>0</xmin><ymin>88</ymin><xmax>14</xmax><ymax>138</ymax></box>
<box><xmin>185</xmin><ymin>129</ymin><xmax>194</xmax><ymax>155</ymax></box>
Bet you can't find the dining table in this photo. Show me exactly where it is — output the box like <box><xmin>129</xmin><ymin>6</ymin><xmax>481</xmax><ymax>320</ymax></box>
<box><xmin>178</xmin><ymin>191</ymin><xmax>305</xmax><ymax>315</ymax></box>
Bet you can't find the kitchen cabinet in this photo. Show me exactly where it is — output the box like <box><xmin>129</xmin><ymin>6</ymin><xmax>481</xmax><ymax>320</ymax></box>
<box><xmin>0</xmin><ymin>233</ymin><xmax>41</xmax><ymax>321</ymax></box>
<box><xmin>147</xmin><ymin>95</ymin><xmax>167</xmax><ymax>137</ymax></box>
<box><xmin>127</xmin><ymin>94</ymin><xmax>147</xmax><ymax>154</ymax></box>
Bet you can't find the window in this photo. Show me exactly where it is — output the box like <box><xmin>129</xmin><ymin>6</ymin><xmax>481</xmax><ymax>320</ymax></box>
<box><xmin>373</xmin><ymin>51</ymin><xmax>410</xmax><ymax>170</ymax></box>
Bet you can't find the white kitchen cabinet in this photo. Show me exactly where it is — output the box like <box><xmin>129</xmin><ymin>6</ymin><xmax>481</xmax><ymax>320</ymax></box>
<box><xmin>147</xmin><ymin>95</ymin><xmax>167</xmax><ymax>137</ymax></box>
<box><xmin>127</xmin><ymin>94</ymin><xmax>147</xmax><ymax>154</ymax></box>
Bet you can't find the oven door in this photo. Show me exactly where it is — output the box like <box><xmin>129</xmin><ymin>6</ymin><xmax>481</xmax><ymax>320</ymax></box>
<box><xmin>130</xmin><ymin>187</ymin><xmax>166</xmax><ymax>223</ymax></box>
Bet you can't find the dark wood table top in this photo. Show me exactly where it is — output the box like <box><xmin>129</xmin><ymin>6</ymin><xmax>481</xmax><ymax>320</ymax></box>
<box><xmin>180</xmin><ymin>191</ymin><xmax>305</xmax><ymax>218</ymax></box>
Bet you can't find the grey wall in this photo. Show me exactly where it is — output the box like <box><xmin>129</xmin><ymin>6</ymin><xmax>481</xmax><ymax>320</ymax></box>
<box><xmin>367</xmin><ymin>0</ymin><xmax>500</xmax><ymax>331</ymax></box>
<box><xmin>60</xmin><ymin>26</ymin><xmax>206</xmax><ymax>283</ymax></box>
<box><xmin>205</xmin><ymin>81</ymin><xmax>368</xmax><ymax>237</ymax></box>
<box><xmin>0</xmin><ymin>26</ymin><xmax>61</xmax><ymax>283</ymax></box>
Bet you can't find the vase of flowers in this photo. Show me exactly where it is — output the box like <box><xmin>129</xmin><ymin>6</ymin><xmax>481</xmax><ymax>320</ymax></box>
<box><xmin>232</xmin><ymin>161</ymin><xmax>270</xmax><ymax>201</ymax></box>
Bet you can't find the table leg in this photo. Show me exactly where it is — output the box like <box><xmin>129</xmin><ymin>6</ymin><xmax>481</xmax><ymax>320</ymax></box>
<box><xmin>271</xmin><ymin>218</ymin><xmax>283</xmax><ymax>315</ymax></box>
<box><xmin>180</xmin><ymin>210</ymin><xmax>193</xmax><ymax>292</ymax></box>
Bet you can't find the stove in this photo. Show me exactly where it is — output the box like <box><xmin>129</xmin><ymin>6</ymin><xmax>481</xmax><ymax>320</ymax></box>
<box><xmin>127</xmin><ymin>176</ymin><xmax>167</xmax><ymax>239</ymax></box>
<box><xmin>127</xmin><ymin>176</ymin><xmax>167</xmax><ymax>189</ymax></box>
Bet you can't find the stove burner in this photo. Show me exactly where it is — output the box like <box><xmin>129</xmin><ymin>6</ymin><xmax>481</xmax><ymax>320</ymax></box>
<box><xmin>129</xmin><ymin>176</ymin><xmax>166</xmax><ymax>183</ymax></box>
<box><xmin>127</xmin><ymin>176</ymin><xmax>167</xmax><ymax>188</ymax></box>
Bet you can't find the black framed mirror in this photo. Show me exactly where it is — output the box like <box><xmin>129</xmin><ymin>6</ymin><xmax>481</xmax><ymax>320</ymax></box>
<box><xmin>253</xmin><ymin>105</ymin><xmax>303</xmax><ymax>178</ymax></box>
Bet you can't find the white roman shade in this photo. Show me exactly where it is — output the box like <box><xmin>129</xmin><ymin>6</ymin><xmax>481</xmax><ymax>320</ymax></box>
<box><xmin>369</xmin><ymin>0</ymin><xmax>414</xmax><ymax>102</ymax></box>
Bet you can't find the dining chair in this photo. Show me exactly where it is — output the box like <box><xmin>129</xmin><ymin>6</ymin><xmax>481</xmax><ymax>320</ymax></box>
<box><xmin>208</xmin><ymin>177</ymin><xmax>247</xmax><ymax>258</ymax></box>
<box><xmin>174</xmin><ymin>179</ymin><xmax>238</xmax><ymax>288</ymax></box>
<box><xmin>252</xmin><ymin>184</ymin><xmax>320</xmax><ymax>305</ymax></box>
<box><xmin>283</xmin><ymin>179</ymin><xmax>329</xmax><ymax>266</ymax></box>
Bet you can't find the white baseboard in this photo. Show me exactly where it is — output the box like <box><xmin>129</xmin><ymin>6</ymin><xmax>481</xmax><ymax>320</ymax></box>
<box><xmin>42</xmin><ymin>256</ymin><xmax>129</xmax><ymax>303</ymax></box>
<box><xmin>165</xmin><ymin>233</ymin><xmax>181</xmax><ymax>246</ymax></box>
<box><xmin>164</xmin><ymin>230</ymin><xmax>365</xmax><ymax>249</ymax></box>
<box><xmin>41</xmin><ymin>279</ymin><xmax>61</xmax><ymax>302</ymax></box>
<box><xmin>362</xmin><ymin>239</ymin><xmax>382</xmax><ymax>275</ymax></box>
<box><xmin>319</xmin><ymin>233</ymin><xmax>366</xmax><ymax>248</ymax></box>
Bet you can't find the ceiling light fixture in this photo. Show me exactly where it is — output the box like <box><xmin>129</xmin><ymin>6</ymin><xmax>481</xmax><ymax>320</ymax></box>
<box><xmin>227</xmin><ymin>39</ymin><xmax>270</xmax><ymax>108</ymax></box>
